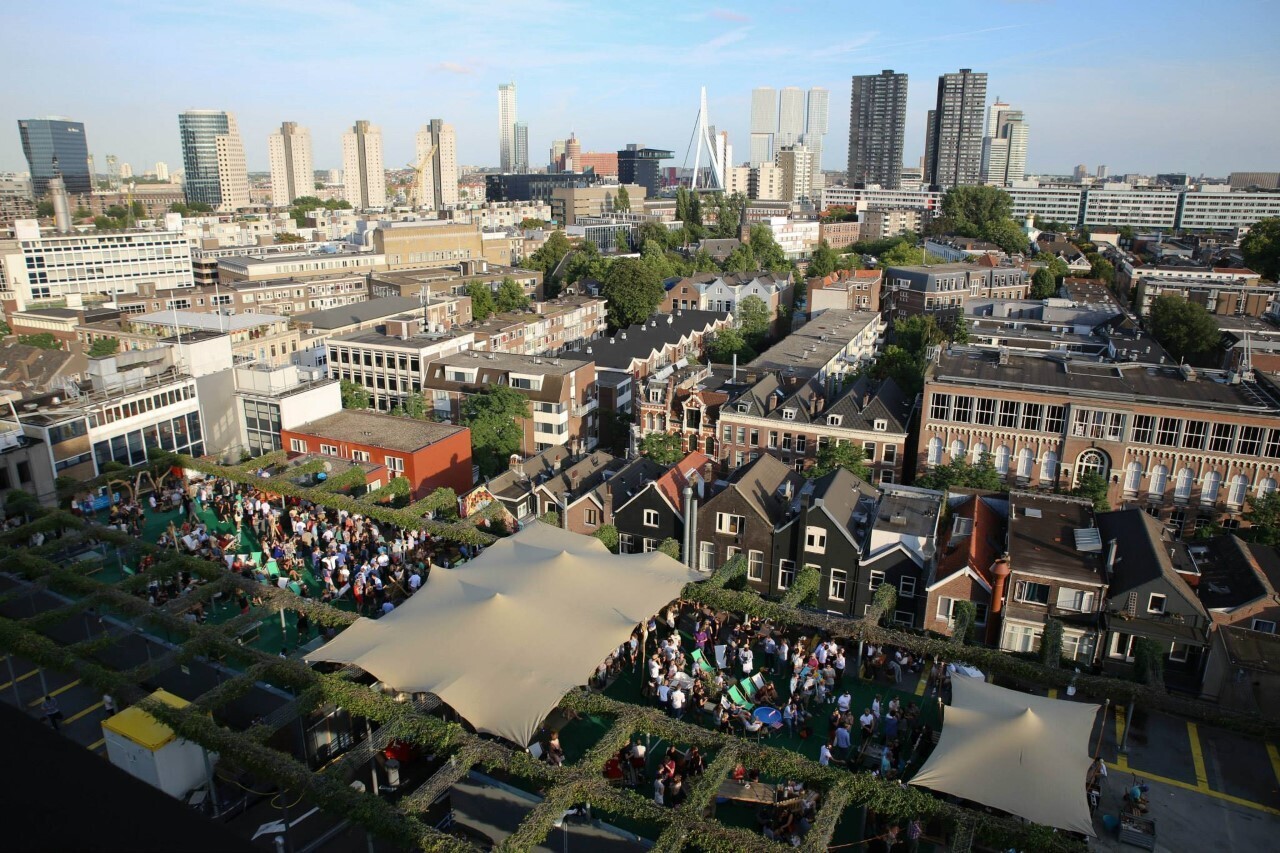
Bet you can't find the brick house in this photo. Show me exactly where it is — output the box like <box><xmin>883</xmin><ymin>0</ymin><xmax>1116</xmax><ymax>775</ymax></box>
<box><xmin>923</xmin><ymin>492</ymin><xmax>1006</xmax><ymax>642</ymax></box>
<box><xmin>695</xmin><ymin>453</ymin><xmax>803</xmax><ymax>587</ymax></box>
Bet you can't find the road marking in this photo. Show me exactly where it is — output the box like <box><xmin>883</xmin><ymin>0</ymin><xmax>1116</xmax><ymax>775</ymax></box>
<box><xmin>88</xmin><ymin>738</ymin><xmax>105</xmax><ymax>751</ymax></box>
<box><xmin>0</xmin><ymin>668</ymin><xmax>39</xmax><ymax>692</ymax></box>
<box><xmin>1048</xmin><ymin>688</ymin><xmax>1058</xmax><ymax>699</ymax></box>
<box><xmin>1187</xmin><ymin>722</ymin><xmax>1210</xmax><ymax>791</ymax></box>
<box><xmin>63</xmin><ymin>701</ymin><xmax>104</xmax><ymax>726</ymax></box>
<box><xmin>27</xmin><ymin>679</ymin><xmax>80</xmax><ymax>706</ymax></box>
<box><xmin>1267</xmin><ymin>743</ymin><xmax>1280</xmax><ymax>790</ymax></box>
<box><xmin>1118</xmin><ymin>762</ymin><xmax>1280</xmax><ymax>816</ymax></box>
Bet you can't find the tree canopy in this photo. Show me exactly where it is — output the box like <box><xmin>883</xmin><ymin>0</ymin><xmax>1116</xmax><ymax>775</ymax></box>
<box><xmin>805</xmin><ymin>442</ymin><xmax>871</xmax><ymax>481</ymax></box>
<box><xmin>1071</xmin><ymin>471</ymin><xmax>1111</xmax><ymax>511</ymax></box>
<box><xmin>1241</xmin><ymin>217</ymin><xmax>1280</xmax><ymax>281</ymax></box>
<box><xmin>878</xmin><ymin>240</ymin><xmax>946</xmax><ymax>267</ymax></box>
<box><xmin>707</xmin><ymin>327</ymin><xmax>757</xmax><ymax>364</ymax></box>
<box><xmin>602</xmin><ymin>257</ymin><xmax>664</xmax><ymax>330</ymax></box>
<box><xmin>1244</xmin><ymin>492</ymin><xmax>1280</xmax><ymax>545</ymax></box>
<box><xmin>17</xmin><ymin>333</ymin><xmax>60</xmax><ymax>350</ymax></box>
<box><xmin>461</xmin><ymin>385</ymin><xmax>531</xmax><ymax>477</ymax></box>
<box><xmin>638</xmin><ymin>432</ymin><xmax>683</xmax><ymax>466</ymax></box>
<box><xmin>807</xmin><ymin>240</ymin><xmax>839</xmax><ymax>278</ymax></box>
<box><xmin>467</xmin><ymin>281</ymin><xmax>498</xmax><ymax>322</ymax></box>
<box><xmin>339</xmin><ymin>379</ymin><xmax>370</xmax><ymax>409</ymax></box>
<box><xmin>614</xmin><ymin>185</ymin><xmax>630</xmax><ymax>213</ymax></box>
<box><xmin>493</xmin><ymin>277</ymin><xmax>529</xmax><ymax>313</ymax></box>
<box><xmin>1030</xmin><ymin>267</ymin><xmax>1057</xmax><ymax>299</ymax></box>
<box><xmin>914</xmin><ymin>453</ymin><xmax>1004</xmax><ymax>491</ymax></box>
<box><xmin>737</xmin><ymin>294</ymin><xmax>771</xmax><ymax>340</ymax></box>
<box><xmin>1147</xmin><ymin>295</ymin><xmax>1220</xmax><ymax>363</ymax></box>
<box><xmin>288</xmin><ymin>195</ymin><xmax>351</xmax><ymax>225</ymax></box>
<box><xmin>748</xmin><ymin>224</ymin><xmax>789</xmax><ymax>274</ymax></box>
<box><xmin>938</xmin><ymin>186</ymin><xmax>1014</xmax><ymax>235</ymax></box>
<box><xmin>88</xmin><ymin>337</ymin><xmax>120</xmax><ymax>357</ymax></box>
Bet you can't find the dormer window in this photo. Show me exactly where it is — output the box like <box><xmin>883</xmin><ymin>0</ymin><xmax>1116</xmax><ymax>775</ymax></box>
<box><xmin>737</xmin><ymin>403</ymin><xmax>749</xmax><ymax>413</ymax></box>
<box><xmin>874</xmin><ymin>419</ymin><xmax>887</xmax><ymax>432</ymax></box>
<box><xmin>827</xmin><ymin>414</ymin><xmax>843</xmax><ymax>427</ymax></box>
<box><xmin>782</xmin><ymin>408</ymin><xmax>796</xmax><ymax>421</ymax></box>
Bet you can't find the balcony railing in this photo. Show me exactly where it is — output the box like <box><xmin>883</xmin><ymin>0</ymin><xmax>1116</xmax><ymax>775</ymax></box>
<box><xmin>572</xmin><ymin>397</ymin><xmax>599</xmax><ymax>418</ymax></box>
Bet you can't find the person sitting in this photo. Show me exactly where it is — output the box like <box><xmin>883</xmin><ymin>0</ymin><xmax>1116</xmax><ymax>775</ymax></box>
<box><xmin>736</xmin><ymin>710</ymin><xmax>763</xmax><ymax>736</ymax></box>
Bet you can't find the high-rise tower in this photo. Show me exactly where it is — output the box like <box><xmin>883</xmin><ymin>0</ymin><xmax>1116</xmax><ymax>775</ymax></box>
<box><xmin>498</xmin><ymin>82</ymin><xmax>518</xmax><ymax>172</ymax></box>
<box><xmin>18</xmin><ymin>117</ymin><xmax>92</xmax><ymax>197</ymax></box>
<box><xmin>268</xmin><ymin>121</ymin><xmax>315</xmax><ymax>206</ymax></box>
<box><xmin>341</xmin><ymin>120</ymin><xmax>386</xmax><ymax>209</ymax></box>
<box><xmin>924</xmin><ymin>68</ymin><xmax>988</xmax><ymax>188</ymax></box>
<box><xmin>415</xmin><ymin>120</ymin><xmax>459</xmax><ymax>209</ymax></box>
<box><xmin>804</xmin><ymin>87</ymin><xmax>829</xmax><ymax>171</ymax></box>
<box><xmin>847</xmin><ymin>71</ymin><xmax>908</xmax><ymax>189</ymax></box>
<box><xmin>749</xmin><ymin>87</ymin><xmax>777</xmax><ymax>166</ymax></box>
<box><xmin>178</xmin><ymin>110</ymin><xmax>249</xmax><ymax>211</ymax></box>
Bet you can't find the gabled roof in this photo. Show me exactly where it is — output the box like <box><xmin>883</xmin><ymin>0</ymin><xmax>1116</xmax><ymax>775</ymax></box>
<box><xmin>533</xmin><ymin>451</ymin><xmax>627</xmax><ymax>505</ymax></box>
<box><xmin>592</xmin><ymin>310</ymin><xmax>729</xmax><ymax>371</ymax></box>
<box><xmin>652</xmin><ymin>451</ymin><xmax>713</xmax><ymax>515</ymax></box>
<box><xmin>712</xmin><ymin>453</ymin><xmax>803</xmax><ymax>526</ymax></box>
<box><xmin>485</xmin><ymin>446</ymin><xmax>572</xmax><ymax>500</ymax></box>
<box><xmin>723</xmin><ymin>372</ymin><xmax>911</xmax><ymax>435</ymax></box>
<box><xmin>1097</xmin><ymin>509</ymin><xmax>1207</xmax><ymax>618</ymax></box>
<box><xmin>808</xmin><ymin>468</ymin><xmax>879</xmax><ymax>544</ymax></box>
<box><xmin>605</xmin><ymin>456</ymin><xmax>674</xmax><ymax>513</ymax></box>
<box><xmin>932</xmin><ymin>494</ymin><xmax>1005</xmax><ymax>590</ymax></box>
<box><xmin>1195</xmin><ymin>534</ymin><xmax>1280</xmax><ymax>614</ymax></box>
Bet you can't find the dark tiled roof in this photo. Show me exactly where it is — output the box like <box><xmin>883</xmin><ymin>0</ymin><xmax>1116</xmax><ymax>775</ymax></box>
<box><xmin>592</xmin><ymin>310</ymin><xmax>729</xmax><ymax>370</ymax></box>
<box><xmin>294</xmin><ymin>296</ymin><xmax>423</xmax><ymax>329</ymax></box>
<box><xmin>1096</xmin><ymin>508</ymin><xmax>1207</xmax><ymax>618</ymax></box>
<box><xmin>718</xmin><ymin>453</ymin><xmax>804</xmax><ymax>525</ymax></box>
<box><xmin>724</xmin><ymin>372</ymin><xmax>910</xmax><ymax>434</ymax></box>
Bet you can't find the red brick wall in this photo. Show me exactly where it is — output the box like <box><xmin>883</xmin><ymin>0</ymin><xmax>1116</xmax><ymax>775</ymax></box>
<box><xmin>279</xmin><ymin>426</ymin><xmax>473</xmax><ymax>499</ymax></box>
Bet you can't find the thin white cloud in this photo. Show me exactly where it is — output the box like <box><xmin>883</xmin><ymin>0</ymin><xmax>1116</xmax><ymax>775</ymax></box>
<box><xmin>709</xmin><ymin>7</ymin><xmax>752</xmax><ymax>23</ymax></box>
<box><xmin>431</xmin><ymin>61</ymin><xmax>477</xmax><ymax>75</ymax></box>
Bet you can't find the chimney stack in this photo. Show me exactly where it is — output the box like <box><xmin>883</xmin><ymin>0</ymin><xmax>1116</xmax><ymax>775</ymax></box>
<box><xmin>988</xmin><ymin>556</ymin><xmax>1012</xmax><ymax>645</ymax></box>
<box><xmin>562</xmin><ymin>490</ymin><xmax>571</xmax><ymax>530</ymax></box>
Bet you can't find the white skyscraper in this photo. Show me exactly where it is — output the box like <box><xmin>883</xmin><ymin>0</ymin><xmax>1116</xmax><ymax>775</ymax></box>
<box><xmin>154</xmin><ymin>161</ymin><xmax>169</xmax><ymax>181</ymax></box>
<box><xmin>414</xmin><ymin>120</ymin><xmax>459</xmax><ymax>209</ymax></box>
<box><xmin>777</xmin><ymin>87</ymin><xmax>806</xmax><ymax>147</ymax></box>
<box><xmin>980</xmin><ymin>100</ymin><xmax>1028</xmax><ymax>186</ymax></box>
<box><xmin>119</xmin><ymin>162</ymin><xmax>133</xmax><ymax>179</ymax></box>
<box><xmin>749</xmin><ymin>87</ymin><xmax>777</xmax><ymax>166</ymax></box>
<box><xmin>267</xmin><ymin>121</ymin><xmax>315</xmax><ymax>206</ymax></box>
<box><xmin>498</xmin><ymin>82</ymin><xmax>518</xmax><ymax>172</ymax></box>
<box><xmin>804</xmin><ymin>87</ymin><xmax>829</xmax><ymax>171</ymax></box>
<box><xmin>340</xmin><ymin>120</ymin><xmax>386</xmax><ymax>209</ymax></box>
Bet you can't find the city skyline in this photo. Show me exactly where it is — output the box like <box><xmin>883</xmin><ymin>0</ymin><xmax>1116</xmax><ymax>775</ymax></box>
<box><xmin>2</xmin><ymin>0</ymin><xmax>1278</xmax><ymax>178</ymax></box>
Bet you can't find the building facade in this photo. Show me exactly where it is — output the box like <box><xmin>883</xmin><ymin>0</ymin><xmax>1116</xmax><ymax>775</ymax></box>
<box><xmin>415</xmin><ymin>120</ymin><xmax>460</xmax><ymax>210</ymax></box>
<box><xmin>847</xmin><ymin>71</ymin><xmax>908</xmax><ymax>189</ymax></box>
<box><xmin>18</xmin><ymin>117</ymin><xmax>92</xmax><ymax>197</ymax></box>
<box><xmin>924</xmin><ymin>69</ymin><xmax>987</xmax><ymax>189</ymax></box>
<box><xmin>178</xmin><ymin>111</ymin><xmax>249</xmax><ymax>211</ymax></box>
<box><xmin>267</xmin><ymin>121</ymin><xmax>314</xmax><ymax>207</ymax></box>
<box><xmin>341</xmin><ymin>120</ymin><xmax>387</xmax><ymax>210</ymax></box>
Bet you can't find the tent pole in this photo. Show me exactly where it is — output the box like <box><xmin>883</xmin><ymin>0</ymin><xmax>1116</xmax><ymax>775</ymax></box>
<box><xmin>1093</xmin><ymin>699</ymin><xmax>1109</xmax><ymax>758</ymax></box>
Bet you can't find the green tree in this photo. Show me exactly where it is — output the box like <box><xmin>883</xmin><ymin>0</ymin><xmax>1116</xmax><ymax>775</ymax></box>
<box><xmin>2</xmin><ymin>489</ymin><xmax>41</xmax><ymax>520</ymax></box>
<box><xmin>944</xmin><ymin>315</ymin><xmax>970</xmax><ymax>345</ymax></box>
<box><xmin>707</xmin><ymin>327</ymin><xmax>757</xmax><ymax>363</ymax></box>
<box><xmin>893</xmin><ymin>315</ymin><xmax>947</xmax><ymax>355</ymax></box>
<box><xmin>593</xmin><ymin>523</ymin><xmax>620</xmax><ymax>553</ymax></box>
<box><xmin>73</xmin><ymin>206</ymin><xmax>92</xmax><ymax>219</ymax></box>
<box><xmin>402</xmin><ymin>391</ymin><xmax>429</xmax><ymax>420</ymax></box>
<box><xmin>982</xmin><ymin>217</ymin><xmax>1030</xmax><ymax>255</ymax></box>
<box><xmin>866</xmin><ymin>345</ymin><xmax>926</xmax><ymax>397</ymax></box>
<box><xmin>807</xmin><ymin>240</ymin><xmax>838</xmax><ymax>278</ymax></box>
<box><xmin>614</xmin><ymin>185</ymin><xmax>630</xmax><ymax>213</ymax></box>
<box><xmin>1037</xmin><ymin>254</ymin><xmax>1070</xmax><ymax>282</ymax></box>
<box><xmin>275</xmin><ymin>232</ymin><xmax>306</xmax><ymax>244</ymax></box>
<box><xmin>88</xmin><ymin>337</ymin><xmax>120</xmax><ymax>357</ymax></box>
<box><xmin>17</xmin><ymin>333</ymin><xmax>60</xmax><ymax>350</ymax></box>
<box><xmin>721</xmin><ymin>242</ymin><xmax>756</xmax><ymax>274</ymax></box>
<box><xmin>0</xmin><ymin>320</ymin><xmax>10</xmax><ymax>336</ymax></box>
<box><xmin>951</xmin><ymin>599</ymin><xmax>978</xmax><ymax>644</ymax></box>
<box><xmin>1071</xmin><ymin>472</ymin><xmax>1111</xmax><ymax>511</ymax></box>
<box><xmin>1240</xmin><ymin>217</ymin><xmax>1280</xmax><ymax>281</ymax></box>
<box><xmin>805</xmin><ymin>441</ymin><xmax>871</xmax><ymax>481</ymax></box>
<box><xmin>736</xmin><ymin>294</ymin><xmax>771</xmax><ymax>340</ymax></box>
<box><xmin>562</xmin><ymin>241</ymin><xmax>615</xmax><ymax>286</ymax></box>
<box><xmin>938</xmin><ymin>185</ymin><xmax>1015</xmax><ymax>236</ymax></box>
<box><xmin>867</xmin><ymin>581</ymin><xmax>898</xmax><ymax>627</ymax></box>
<box><xmin>638</xmin><ymin>432</ymin><xmax>684</xmax><ymax>466</ymax></box>
<box><xmin>527</xmin><ymin>230</ymin><xmax>571</xmax><ymax>274</ymax></box>
<box><xmin>748</xmin><ymin>224</ymin><xmax>788</xmax><ymax>273</ymax></box>
<box><xmin>339</xmin><ymin>379</ymin><xmax>371</xmax><ymax>409</ymax></box>
<box><xmin>493</xmin><ymin>277</ymin><xmax>529</xmax><ymax>313</ymax></box>
<box><xmin>94</xmin><ymin>215</ymin><xmax>122</xmax><ymax>230</ymax></box>
<box><xmin>613</xmin><ymin>228</ymin><xmax>630</xmax><ymax>253</ymax></box>
<box><xmin>658</xmin><ymin>538</ymin><xmax>682</xmax><ymax>561</ymax></box>
<box><xmin>461</xmin><ymin>385</ymin><xmax>531</xmax><ymax>477</ymax></box>
<box><xmin>37</xmin><ymin>200</ymin><xmax>54</xmax><ymax>218</ymax></box>
<box><xmin>878</xmin><ymin>240</ymin><xmax>945</xmax><ymax>267</ymax></box>
<box><xmin>1031</xmin><ymin>267</ymin><xmax>1057</xmax><ymax>299</ymax></box>
<box><xmin>1244</xmin><ymin>492</ymin><xmax>1280</xmax><ymax>545</ymax></box>
<box><xmin>1090</xmin><ymin>257</ymin><xmax>1116</xmax><ymax>285</ymax></box>
<box><xmin>1147</xmin><ymin>295</ymin><xmax>1220</xmax><ymax>362</ymax></box>
<box><xmin>640</xmin><ymin>240</ymin><xmax>675</xmax><ymax>280</ymax></box>
<box><xmin>1040</xmin><ymin>618</ymin><xmax>1064</xmax><ymax>667</ymax></box>
<box><xmin>466</xmin><ymin>281</ymin><xmax>498</xmax><ymax>322</ymax></box>
<box><xmin>711</xmin><ymin>192</ymin><xmax>744</xmax><ymax>239</ymax></box>
<box><xmin>518</xmin><ymin>217</ymin><xmax>548</xmax><ymax>229</ymax></box>
<box><xmin>602</xmin><ymin>257</ymin><xmax>664</xmax><ymax>329</ymax></box>
<box><xmin>1132</xmin><ymin>636</ymin><xmax>1165</xmax><ymax>688</ymax></box>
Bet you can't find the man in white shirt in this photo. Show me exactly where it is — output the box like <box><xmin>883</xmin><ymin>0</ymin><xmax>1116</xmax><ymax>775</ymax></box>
<box><xmin>670</xmin><ymin>687</ymin><xmax>686</xmax><ymax>719</ymax></box>
<box><xmin>837</xmin><ymin>691</ymin><xmax>852</xmax><ymax>713</ymax></box>
<box><xmin>816</xmin><ymin>642</ymin><xmax>829</xmax><ymax>666</ymax></box>
<box><xmin>819</xmin><ymin>742</ymin><xmax>832</xmax><ymax>766</ymax></box>
<box><xmin>407</xmin><ymin>572</ymin><xmax>422</xmax><ymax>592</ymax></box>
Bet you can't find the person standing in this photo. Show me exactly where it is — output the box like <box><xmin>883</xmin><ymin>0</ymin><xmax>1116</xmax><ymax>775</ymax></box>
<box><xmin>42</xmin><ymin>696</ymin><xmax>63</xmax><ymax>731</ymax></box>
<box><xmin>905</xmin><ymin>818</ymin><xmax>923</xmax><ymax>853</ymax></box>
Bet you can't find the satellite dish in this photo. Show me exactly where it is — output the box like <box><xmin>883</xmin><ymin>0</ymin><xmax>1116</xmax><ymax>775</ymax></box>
<box><xmin>323</xmin><ymin>461</ymin><xmax>333</xmax><ymax>473</ymax></box>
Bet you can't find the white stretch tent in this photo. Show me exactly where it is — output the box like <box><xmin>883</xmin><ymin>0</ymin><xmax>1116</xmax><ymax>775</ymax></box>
<box><xmin>306</xmin><ymin>522</ymin><xmax>702</xmax><ymax>746</ymax></box>
<box><xmin>911</xmin><ymin>677</ymin><xmax>1098</xmax><ymax>837</ymax></box>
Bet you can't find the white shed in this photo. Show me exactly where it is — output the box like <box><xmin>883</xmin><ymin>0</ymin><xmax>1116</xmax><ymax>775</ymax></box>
<box><xmin>101</xmin><ymin>689</ymin><xmax>214</xmax><ymax>799</ymax></box>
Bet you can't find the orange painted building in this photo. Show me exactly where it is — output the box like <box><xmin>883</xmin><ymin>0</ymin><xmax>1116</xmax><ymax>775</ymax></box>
<box><xmin>280</xmin><ymin>409</ymin><xmax>473</xmax><ymax>499</ymax></box>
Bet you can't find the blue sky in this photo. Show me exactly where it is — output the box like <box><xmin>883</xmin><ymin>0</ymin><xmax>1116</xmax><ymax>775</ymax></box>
<box><xmin>4</xmin><ymin>0</ymin><xmax>1278</xmax><ymax>178</ymax></box>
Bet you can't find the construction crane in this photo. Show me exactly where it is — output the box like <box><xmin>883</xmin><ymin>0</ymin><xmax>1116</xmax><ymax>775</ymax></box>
<box><xmin>408</xmin><ymin>141</ymin><xmax>438</xmax><ymax>209</ymax></box>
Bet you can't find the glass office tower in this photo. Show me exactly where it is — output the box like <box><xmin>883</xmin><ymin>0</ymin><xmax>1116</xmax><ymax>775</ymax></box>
<box><xmin>18</xmin><ymin>117</ymin><xmax>92</xmax><ymax>197</ymax></box>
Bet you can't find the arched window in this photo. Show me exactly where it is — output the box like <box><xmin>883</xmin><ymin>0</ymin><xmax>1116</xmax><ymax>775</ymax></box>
<box><xmin>1202</xmin><ymin>470</ymin><xmax>1222</xmax><ymax>505</ymax></box>
<box><xmin>972</xmin><ymin>442</ymin><xmax>989</xmax><ymax>464</ymax></box>
<box><xmin>1123</xmin><ymin>461</ymin><xmax>1143</xmax><ymax>495</ymax></box>
<box><xmin>951</xmin><ymin>439</ymin><xmax>966</xmax><ymax>461</ymax></box>
<box><xmin>688</xmin><ymin>435</ymin><xmax>699</xmax><ymax>453</ymax></box>
<box><xmin>1148</xmin><ymin>464</ymin><xmax>1168</xmax><ymax>496</ymax></box>
<box><xmin>1260</xmin><ymin>477</ymin><xmax>1278</xmax><ymax>498</ymax></box>
<box><xmin>1040</xmin><ymin>451</ymin><xmax>1059</xmax><ymax>484</ymax></box>
<box><xmin>1174</xmin><ymin>467</ymin><xmax>1194</xmax><ymax>500</ymax></box>
<box><xmin>1076</xmin><ymin>449</ymin><xmax>1109</xmax><ymax>480</ymax></box>
<box><xmin>1226</xmin><ymin>474</ymin><xmax>1249</xmax><ymax>508</ymax></box>
<box><xmin>1016</xmin><ymin>447</ymin><xmax>1034</xmax><ymax>479</ymax></box>
<box><xmin>995</xmin><ymin>445</ymin><xmax>1011</xmax><ymax>475</ymax></box>
<box><xmin>927</xmin><ymin>437</ymin><xmax>943</xmax><ymax>467</ymax></box>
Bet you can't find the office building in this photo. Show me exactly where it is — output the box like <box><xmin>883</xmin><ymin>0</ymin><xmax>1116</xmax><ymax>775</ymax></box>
<box><xmin>267</xmin><ymin>121</ymin><xmax>315</xmax><ymax>206</ymax></box>
<box><xmin>803</xmin><ymin>87</ymin><xmax>829</xmax><ymax>171</ymax></box>
<box><xmin>749</xmin><ymin>87</ymin><xmax>777</xmax><ymax>166</ymax></box>
<box><xmin>549</xmin><ymin>184</ymin><xmax>645</xmax><ymax>226</ymax></box>
<box><xmin>178</xmin><ymin>110</ymin><xmax>249</xmax><ymax>211</ymax></box>
<box><xmin>154</xmin><ymin>162</ymin><xmax>169</xmax><ymax>181</ymax></box>
<box><xmin>920</xmin><ymin>346</ymin><xmax>1280</xmax><ymax>534</ymax></box>
<box><xmin>0</xmin><ymin>220</ymin><xmax>194</xmax><ymax>305</ymax></box>
<box><xmin>415</xmin><ymin>120</ymin><xmax>459</xmax><ymax>209</ymax></box>
<box><xmin>341</xmin><ymin>120</ymin><xmax>386</xmax><ymax>209</ymax></box>
<box><xmin>981</xmin><ymin>102</ymin><xmax>1028</xmax><ymax>186</ymax></box>
<box><xmin>617</xmin><ymin>145</ymin><xmax>672</xmax><ymax>197</ymax></box>
<box><xmin>847</xmin><ymin>71</ymin><xmax>909</xmax><ymax>189</ymax></box>
<box><xmin>18</xmin><ymin>117</ymin><xmax>92</xmax><ymax>197</ymax></box>
<box><xmin>776</xmin><ymin>144</ymin><xmax>815</xmax><ymax>203</ymax></box>
<box><xmin>499</xmin><ymin>82</ymin><xmax>519</xmax><ymax>173</ymax></box>
<box><xmin>1229</xmin><ymin>172</ymin><xmax>1280</xmax><ymax>190</ymax></box>
<box><xmin>549</xmin><ymin>139</ymin><xmax>567</xmax><ymax>171</ymax></box>
<box><xmin>924</xmin><ymin>69</ymin><xmax>987</xmax><ymax>188</ymax></box>
<box><xmin>514</xmin><ymin>122</ymin><xmax>529</xmax><ymax>174</ymax></box>
<box><xmin>748</xmin><ymin>162</ymin><xmax>783</xmax><ymax>201</ymax></box>
<box><xmin>485</xmin><ymin>172</ymin><xmax>602</xmax><ymax>203</ymax></box>
<box><xmin>778</xmin><ymin>87</ymin><xmax>806</xmax><ymax>147</ymax></box>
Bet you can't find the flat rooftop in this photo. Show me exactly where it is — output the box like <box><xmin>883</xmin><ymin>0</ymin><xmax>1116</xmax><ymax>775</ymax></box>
<box><xmin>747</xmin><ymin>310</ymin><xmax>880</xmax><ymax>374</ymax></box>
<box><xmin>1007</xmin><ymin>493</ymin><xmax>1101</xmax><ymax>584</ymax></box>
<box><xmin>136</xmin><ymin>309</ymin><xmax>288</xmax><ymax>331</ymax></box>
<box><xmin>294</xmin><ymin>296</ymin><xmax>424</xmax><ymax>329</ymax></box>
<box><xmin>434</xmin><ymin>350</ymin><xmax>589</xmax><ymax>375</ymax></box>
<box><xmin>287</xmin><ymin>409</ymin><xmax>466</xmax><ymax>452</ymax></box>
<box><xmin>932</xmin><ymin>347</ymin><xmax>1280</xmax><ymax>413</ymax></box>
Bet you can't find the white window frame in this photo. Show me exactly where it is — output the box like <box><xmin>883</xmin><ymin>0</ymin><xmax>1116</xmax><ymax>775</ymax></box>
<box><xmin>1168</xmin><ymin>642</ymin><xmax>1189</xmax><ymax>663</ymax></box>
<box><xmin>747</xmin><ymin>550</ymin><xmax>764</xmax><ymax>581</ymax></box>
<box><xmin>289</xmin><ymin>438</ymin><xmax>307</xmax><ymax>452</ymax></box>
<box><xmin>643</xmin><ymin>508</ymin><xmax>659</xmax><ymax>527</ymax></box>
<box><xmin>320</xmin><ymin>444</ymin><xmax>338</xmax><ymax>456</ymax></box>
<box><xmin>777</xmin><ymin>559</ymin><xmax>796</xmax><ymax>590</ymax></box>
<box><xmin>829</xmin><ymin>569</ymin><xmax>847</xmax><ymax>601</ymax></box>
<box><xmin>715</xmin><ymin>512</ymin><xmax>744</xmax><ymax>534</ymax></box>
<box><xmin>1147</xmin><ymin>593</ymin><xmax>1166</xmax><ymax>614</ymax></box>
<box><xmin>868</xmin><ymin>570</ymin><xmax>885</xmax><ymax>590</ymax></box>
<box><xmin>805</xmin><ymin>525</ymin><xmax>827</xmax><ymax>554</ymax></box>
<box><xmin>642</xmin><ymin>537</ymin><xmax>657</xmax><ymax>553</ymax></box>
<box><xmin>899</xmin><ymin>576</ymin><xmax>916</xmax><ymax>598</ymax></box>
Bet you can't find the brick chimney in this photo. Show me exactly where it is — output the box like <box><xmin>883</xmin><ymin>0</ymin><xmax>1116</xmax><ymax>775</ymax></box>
<box><xmin>988</xmin><ymin>556</ymin><xmax>1012</xmax><ymax>645</ymax></box>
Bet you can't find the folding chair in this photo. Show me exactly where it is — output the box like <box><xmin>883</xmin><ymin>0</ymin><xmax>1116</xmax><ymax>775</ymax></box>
<box><xmin>288</xmin><ymin>581</ymin><xmax>303</xmax><ymax>596</ymax></box>
<box><xmin>739</xmin><ymin>677</ymin><xmax>758</xmax><ymax>700</ymax></box>
<box><xmin>692</xmin><ymin>648</ymin><xmax>715</xmax><ymax>674</ymax></box>
<box><xmin>727</xmin><ymin>685</ymin><xmax>753</xmax><ymax>711</ymax></box>
<box><xmin>751</xmin><ymin>673</ymin><xmax>766</xmax><ymax>692</ymax></box>
<box><xmin>265</xmin><ymin>559</ymin><xmax>280</xmax><ymax>577</ymax></box>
